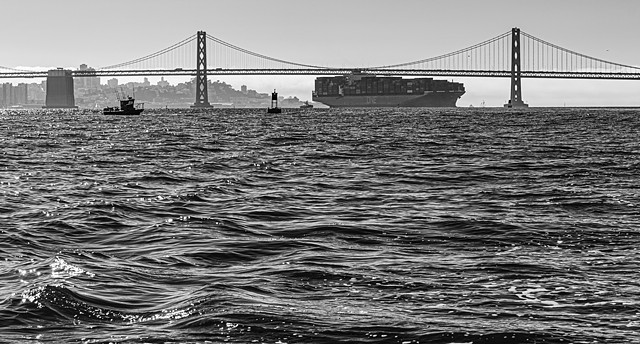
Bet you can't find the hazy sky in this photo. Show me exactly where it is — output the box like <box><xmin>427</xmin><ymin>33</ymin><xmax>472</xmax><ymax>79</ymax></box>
<box><xmin>2</xmin><ymin>0</ymin><xmax>640</xmax><ymax>106</ymax></box>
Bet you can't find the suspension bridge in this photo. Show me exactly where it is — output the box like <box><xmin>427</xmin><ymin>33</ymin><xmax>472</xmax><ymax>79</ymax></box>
<box><xmin>1</xmin><ymin>28</ymin><xmax>639</xmax><ymax>108</ymax></box>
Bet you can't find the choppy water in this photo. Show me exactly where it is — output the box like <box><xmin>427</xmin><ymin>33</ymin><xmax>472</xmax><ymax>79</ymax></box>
<box><xmin>0</xmin><ymin>107</ymin><xmax>639</xmax><ymax>343</ymax></box>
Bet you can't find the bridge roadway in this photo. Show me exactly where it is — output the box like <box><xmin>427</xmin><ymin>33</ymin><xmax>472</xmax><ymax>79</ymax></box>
<box><xmin>1</xmin><ymin>69</ymin><xmax>640</xmax><ymax>80</ymax></box>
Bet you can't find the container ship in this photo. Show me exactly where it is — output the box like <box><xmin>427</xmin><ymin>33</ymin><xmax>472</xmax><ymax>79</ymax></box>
<box><xmin>312</xmin><ymin>72</ymin><xmax>465</xmax><ymax>107</ymax></box>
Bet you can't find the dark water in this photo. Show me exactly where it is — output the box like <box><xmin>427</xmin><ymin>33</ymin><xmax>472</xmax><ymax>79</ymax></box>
<box><xmin>0</xmin><ymin>108</ymin><xmax>638</xmax><ymax>343</ymax></box>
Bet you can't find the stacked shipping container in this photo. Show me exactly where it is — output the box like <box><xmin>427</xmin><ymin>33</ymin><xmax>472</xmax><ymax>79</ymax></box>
<box><xmin>314</xmin><ymin>75</ymin><xmax>465</xmax><ymax>97</ymax></box>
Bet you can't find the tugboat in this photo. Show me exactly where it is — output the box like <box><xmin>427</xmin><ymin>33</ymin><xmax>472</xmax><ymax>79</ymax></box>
<box><xmin>103</xmin><ymin>90</ymin><xmax>144</xmax><ymax>115</ymax></box>
<box><xmin>267</xmin><ymin>90</ymin><xmax>281</xmax><ymax>114</ymax></box>
<box><xmin>300</xmin><ymin>101</ymin><xmax>313</xmax><ymax>109</ymax></box>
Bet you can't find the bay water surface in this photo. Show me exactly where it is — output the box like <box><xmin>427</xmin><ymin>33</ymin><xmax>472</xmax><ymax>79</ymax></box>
<box><xmin>0</xmin><ymin>108</ymin><xmax>639</xmax><ymax>343</ymax></box>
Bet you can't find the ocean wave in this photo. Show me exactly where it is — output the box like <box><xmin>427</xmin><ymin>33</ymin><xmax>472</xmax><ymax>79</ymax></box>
<box><xmin>1</xmin><ymin>108</ymin><xmax>639</xmax><ymax>342</ymax></box>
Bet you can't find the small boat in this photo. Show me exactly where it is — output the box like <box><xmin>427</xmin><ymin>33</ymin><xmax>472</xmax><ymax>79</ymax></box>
<box><xmin>267</xmin><ymin>89</ymin><xmax>281</xmax><ymax>114</ymax></box>
<box><xmin>300</xmin><ymin>101</ymin><xmax>313</xmax><ymax>109</ymax></box>
<box><xmin>103</xmin><ymin>91</ymin><xmax>144</xmax><ymax>115</ymax></box>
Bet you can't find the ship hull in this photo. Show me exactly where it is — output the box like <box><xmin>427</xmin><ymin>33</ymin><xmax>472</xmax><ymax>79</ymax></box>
<box><xmin>103</xmin><ymin>109</ymin><xmax>144</xmax><ymax>115</ymax></box>
<box><xmin>313</xmin><ymin>91</ymin><xmax>464</xmax><ymax>108</ymax></box>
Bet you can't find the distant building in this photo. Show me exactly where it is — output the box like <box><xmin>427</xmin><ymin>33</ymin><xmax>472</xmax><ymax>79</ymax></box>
<box><xmin>27</xmin><ymin>83</ymin><xmax>45</xmax><ymax>103</ymax></box>
<box><xmin>107</xmin><ymin>78</ymin><xmax>118</xmax><ymax>88</ymax></box>
<box><xmin>241</xmin><ymin>85</ymin><xmax>248</xmax><ymax>94</ymax></box>
<box><xmin>157</xmin><ymin>77</ymin><xmax>170</xmax><ymax>87</ymax></box>
<box><xmin>15</xmin><ymin>83</ymin><xmax>28</xmax><ymax>104</ymax></box>
<box><xmin>0</xmin><ymin>82</ymin><xmax>28</xmax><ymax>106</ymax></box>
<box><xmin>75</xmin><ymin>64</ymin><xmax>101</xmax><ymax>89</ymax></box>
<box><xmin>0</xmin><ymin>83</ymin><xmax>11</xmax><ymax>107</ymax></box>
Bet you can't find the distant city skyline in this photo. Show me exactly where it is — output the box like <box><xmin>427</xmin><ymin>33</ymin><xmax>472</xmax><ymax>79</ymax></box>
<box><xmin>2</xmin><ymin>0</ymin><xmax>640</xmax><ymax>106</ymax></box>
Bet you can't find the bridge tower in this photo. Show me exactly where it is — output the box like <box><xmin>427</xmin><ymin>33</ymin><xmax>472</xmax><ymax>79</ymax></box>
<box><xmin>504</xmin><ymin>27</ymin><xmax>528</xmax><ymax>108</ymax></box>
<box><xmin>191</xmin><ymin>31</ymin><xmax>212</xmax><ymax>108</ymax></box>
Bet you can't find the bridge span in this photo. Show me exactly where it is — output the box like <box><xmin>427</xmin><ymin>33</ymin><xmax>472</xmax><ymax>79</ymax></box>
<box><xmin>1</xmin><ymin>28</ymin><xmax>639</xmax><ymax>108</ymax></box>
<box><xmin>5</xmin><ymin>68</ymin><xmax>640</xmax><ymax>80</ymax></box>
